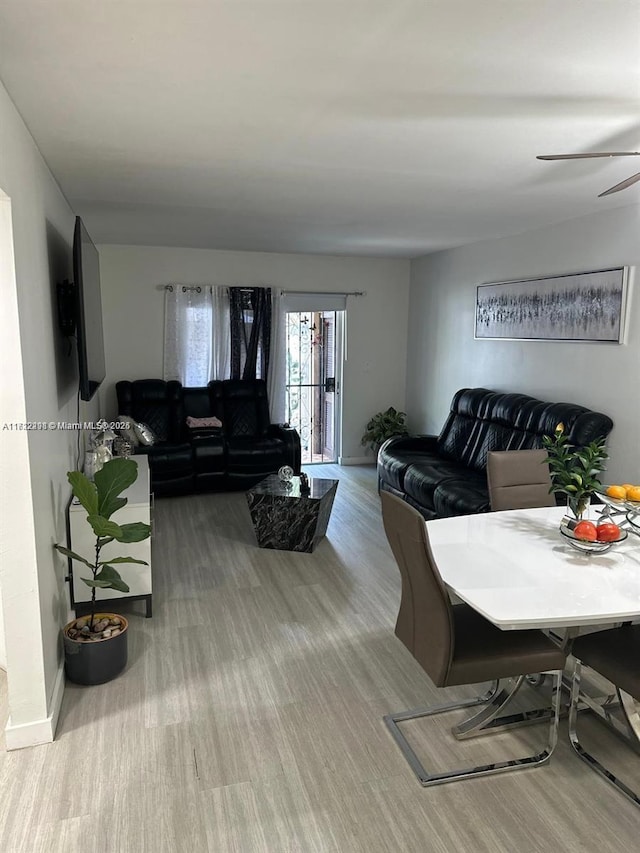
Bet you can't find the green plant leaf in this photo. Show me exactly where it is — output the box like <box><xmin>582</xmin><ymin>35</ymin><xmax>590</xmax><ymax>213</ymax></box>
<box><xmin>361</xmin><ymin>407</ymin><xmax>407</xmax><ymax>449</ymax></box>
<box><xmin>105</xmin><ymin>497</ymin><xmax>127</xmax><ymax>517</ymax></box>
<box><xmin>87</xmin><ymin>515</ymin><xmax>123</xmax><ymax>539</ymax></box>
<box><xmin>99</xmin><ymin>556</ymin><xmax>148</xmax><ymax>566</ymax></box>
<box><xmin>115</xmin><ymin>522</ymin><xmax>151</xmax><ymax>543</ymax></box>
<box><xmin>106</xmin><ymin>577</ymin><xmax>130</xmax><ymax>593</ymax></box>
<box><xmin>94</xmin><ymin>458</ymin><xmax>138</xmax><ymax>519</ymax></box>
<box><xmin>81</xmin><ymin>577</ymin><xmax>114</xmax><ymax>589</ymax></box>
<box><xmin>94</xmin><ymin>564</ymin><xmax>130</xmax><ymax>593</ymax></box>
<box><xmin>67</xmin><ymin>471</ymin><xmax>98</xmax><ymax>516</ymax></box>
<box><xmin>54</xmin><ymin>544</ymin><xmax>94</xmax><ymax>570</ymax></box>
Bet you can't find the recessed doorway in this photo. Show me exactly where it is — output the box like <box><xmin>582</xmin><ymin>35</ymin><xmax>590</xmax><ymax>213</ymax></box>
<box><xmin>285</xmin><ymin>309</ymin><xmax>343</xmax><ymax>464</ymax></box>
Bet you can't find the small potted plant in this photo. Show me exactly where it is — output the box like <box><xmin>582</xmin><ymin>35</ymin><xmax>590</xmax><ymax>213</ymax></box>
<box><xmin>55</xmin><ymin>457</ymin><xmax>150</xmax><ymax>685</ymax></box>
<box><xmin>361</xmin><ymin>407</ymin><xmax>409</xmax><ymax>453</ymax></box>
<box><xmin>542</xmin><ymin>422</ymin><xmax>609</xmax><ymax>519</ymax></box>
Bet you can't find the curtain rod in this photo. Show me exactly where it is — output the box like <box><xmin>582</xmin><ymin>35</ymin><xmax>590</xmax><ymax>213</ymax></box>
<box><xmin>164</xmin><ymin>285</ymin><xmax>202</xmax><ymax>293</ymax></box>
<box><xmin>163</xmin><ymin>285</ymin><xmax>257</xmax><ymax>293</ymax></box>
<box><xmin>162</xmin><ymin>285</ymin><xmax>365</xmax><ymax>296</ymax></box>
<box><xmin>281</xmin><ymin>289</ymin><xmax>366</xmax><ymax>297</ymax></box>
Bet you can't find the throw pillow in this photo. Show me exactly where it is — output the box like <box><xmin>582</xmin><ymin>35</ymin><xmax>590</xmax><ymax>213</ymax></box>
<box><xmin>117</xmin><ymin>415</ymin><xmax>140</xmax><ymax>446</ymax></box>
<box><xmin>134</xmin><ymin>421</ymin><xmax>157</xmax><ymax>446</ymax></box>
<box><xmin>186</xmin><ymin>415</ymin><xmax>223</xmax><ymax>429</ymax></box>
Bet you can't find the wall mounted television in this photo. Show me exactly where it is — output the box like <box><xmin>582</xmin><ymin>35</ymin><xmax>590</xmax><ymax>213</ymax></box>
<box><xmin>72</xmin><ymin>216</ymin><xmax>106</xmax><ymax>401</ymax></box>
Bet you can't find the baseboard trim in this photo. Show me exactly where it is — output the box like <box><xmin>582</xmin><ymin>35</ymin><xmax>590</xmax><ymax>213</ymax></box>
<box><xmin>5</xmin><ymin>660</ymin><xmax>65</xmax><ymax>750</ymax></box>
<box><xmin>337</xmin><ymin>456</ymin><xmax>376</xmax><ymax>466</ymax></box>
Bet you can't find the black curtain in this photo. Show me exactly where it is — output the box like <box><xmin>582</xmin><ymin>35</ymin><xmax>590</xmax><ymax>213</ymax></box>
<box><xmin>229</xmin><ymin>287</ymin><xmax>272</xmax><ymax>380</ymax></box>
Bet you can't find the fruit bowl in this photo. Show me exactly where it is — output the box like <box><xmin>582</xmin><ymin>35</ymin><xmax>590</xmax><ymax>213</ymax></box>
<box><xmin>627</xmin><ymin>512</ymin><xmax>640</xmax><ymax>534</ymax></box>
<box><xmin>595</xmin><ymin>487</ymin><xmax>640</xmax><ymax>512</ymax></box>
<box><xmin>559</xmin><ymin>519</ymin><xmax>628</xmax><ymax>554</ymax></box>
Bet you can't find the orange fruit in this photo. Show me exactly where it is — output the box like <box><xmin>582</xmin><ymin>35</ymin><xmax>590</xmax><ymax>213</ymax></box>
<box><xmin>622</xmin><ymin>484</ymin><xmax>634</xmax><ymax>492</ymax></box>
<box><xmin>626</xmin><ymin>486</ymin><xmax>640</xmax><ymax>502</ymax></box>
<box><xmin>606</xmin><ymin>485</ymin><xmax>627</xmax><ymax>500</ymax></box>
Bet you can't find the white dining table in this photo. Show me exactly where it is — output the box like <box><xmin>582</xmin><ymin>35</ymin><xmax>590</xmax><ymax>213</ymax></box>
<box><xmin>426</xmin><ymin>506</ymin><xmax>640</xmax><ymax>631</ymax></box>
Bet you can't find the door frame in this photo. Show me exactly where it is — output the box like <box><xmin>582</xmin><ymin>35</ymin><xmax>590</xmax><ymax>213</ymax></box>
<box><xmin>284</xmin><ymin>308</ymin><xmax>344</xmax><ymax>465</ymax></box>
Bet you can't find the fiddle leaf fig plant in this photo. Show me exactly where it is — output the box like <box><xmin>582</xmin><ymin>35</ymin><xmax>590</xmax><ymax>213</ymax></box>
<box><xmin>55</xmin><ymin>457</ymin><xmax>151</xmax><ymax>630</ymax></box>
<box><xmin>361</xmin><ymin>407</ymin><xmax>409</xmax><ymax>452</ymax></box>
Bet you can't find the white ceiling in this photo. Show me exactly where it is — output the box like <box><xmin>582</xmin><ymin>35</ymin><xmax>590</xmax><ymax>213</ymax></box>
<box><xmin>1</xmin><ymin>1</ymin><xmax>639</xmax><ymax>258</ymax></box>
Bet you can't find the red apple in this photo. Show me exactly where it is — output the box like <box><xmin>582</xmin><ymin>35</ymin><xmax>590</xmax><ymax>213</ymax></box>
<box><xmin>596</xmin><ymin>522</ymin><xmax>621</xmax><ymax>543</ymax></box>
<box><xmin>573</xmin><ymin>521</ymin><xmax>598</xmax><ymax>542</ymax></box>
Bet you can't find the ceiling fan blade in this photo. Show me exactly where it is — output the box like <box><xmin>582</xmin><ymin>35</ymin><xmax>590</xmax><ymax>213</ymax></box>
<box><xmin>537</xmin><ymin>152</ymin><xmax>640</xmax><ymax>160</ymax></box>
<box><xmin>598</xmin><ymin>171</ymin><xmax>640</xmax><ymax>197</ymax></box>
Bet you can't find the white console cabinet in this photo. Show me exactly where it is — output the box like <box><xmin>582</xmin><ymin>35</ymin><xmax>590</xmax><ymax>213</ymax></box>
<box><xmin>68</xmin><ymin>456</ymin><xmax>153</xmax><ymax>617</ymax></box>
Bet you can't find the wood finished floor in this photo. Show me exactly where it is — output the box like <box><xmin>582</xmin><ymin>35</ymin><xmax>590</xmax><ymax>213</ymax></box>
<box><xmin>0</xmin><ymin>464</ymin><xmax>638</xmax><ymax>852</ymax></box>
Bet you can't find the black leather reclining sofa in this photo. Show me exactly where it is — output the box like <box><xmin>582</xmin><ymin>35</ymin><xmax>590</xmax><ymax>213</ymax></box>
<box><xmin>378</xmin><ymin>387</ymin><xmax>613</xmax><ymax>520</ymax></box>
<box><xmin>116</xmin><ymin>378</ymin><xmax>301</xmax><ymax>497</ymax></box>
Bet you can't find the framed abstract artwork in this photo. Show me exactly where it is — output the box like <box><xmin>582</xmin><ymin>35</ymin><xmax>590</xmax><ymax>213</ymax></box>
<box><xmin>475</xmin><ymin>267</ymin><xmax>630</xmax><ymax>343</ymax></box>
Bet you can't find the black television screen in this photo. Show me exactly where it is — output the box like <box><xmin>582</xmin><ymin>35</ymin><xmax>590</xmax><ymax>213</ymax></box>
<box><xmin>73</xmin><ymin>216</ymin><xmax>106</xmax><ymax>401</ymax></box>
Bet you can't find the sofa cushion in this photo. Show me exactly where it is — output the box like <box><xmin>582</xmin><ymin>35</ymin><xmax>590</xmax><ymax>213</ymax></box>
<box><xmin>403</xmin><ymin>457</ymin><xmax>473</xmax><ymax>512</ymax></box>
<box><xmin>437</xmin><ymin>388</ymin><xmax>613</xmax><ymax>473</ymax></box>
<box><xmin>226</xmin><ymin>437</ymin><xmax>287</xmax><ymax>472</ymax></box>
<box><xmin>116</xmin><ymin>379</ymin><xmax>183</xmax><ymax>443</ymax></box>
<box><xmin>433</xmin><ymin>476</ymin><xmax>490</xmax><ymax>517</ymax></box>
<box><xmin>192</xmin><ymin>435</ymin><xmax>226</xmax><ymax>474</ymax></box>
<box><xmin>183</xmin><ymin>385</ymin><xmax>223</xmax><ymax>419</ymax></box>
<box><xmin>378</xmin><ymin>451</ymin><xmax>430</xmax><ymax>493</ymax></box>
<box><xmin>377</xmin><ymin>435</ymin><xmax>440</xmax><ymax>492</ymax></box>
<box><xmin>117</xmin><ymin>414</ymin><xmax>140</xmax><ymax>447</ymax></box>
<box><xmin>136</xmin><ymin>443</ymin><xmax>193</xmax><ymax>478</ymax></box>
<box><xmin>437</xmin><ymin>390</ymin><xmax>542</xmax><ymax>471</ymax></box>
<box><xmin>134</xmin><ymin>421</ymin><xmax>157</xmax><ymax>446</ymax></box>
<box><xmin>222</xmin><ymin>379</ymin><xmax>272</xmax><ymax>438</ymax></box>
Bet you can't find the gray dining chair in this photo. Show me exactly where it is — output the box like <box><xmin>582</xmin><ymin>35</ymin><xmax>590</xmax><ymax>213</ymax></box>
<box><xmin>486</xmin><ymin>449</ymin><xmax>555</xmax><ymax>511</ymax></box>
<box><xmin>380</xmin><ymin>490</ymin><xmax>566</xmax><ymax>786</ymax></box>
<box><xmin>569</xmin><ymin>624</ymin><xmax>640</xmax><ymax>807</ymax></box>
<box><xmin>486</xmin><ymin>449</ymin><xmax>567</xmax><ymax>670</ymax></box>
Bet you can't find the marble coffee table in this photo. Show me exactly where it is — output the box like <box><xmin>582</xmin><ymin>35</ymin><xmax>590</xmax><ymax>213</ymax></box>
<box><xmin>246</xmin><ymin>474</ymin><xmax>338</xmax><ymax>552</ymax></box>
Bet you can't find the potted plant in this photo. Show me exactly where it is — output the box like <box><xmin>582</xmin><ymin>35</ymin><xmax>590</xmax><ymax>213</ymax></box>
<box><xmin>361</xmin><ymin>407</ymin><xmax>409</xmax><ymax>453</ymax></box>
<box><xmin>542</xmin><ymin>422</ymin><xmax>609</xmax><ymax>519</ymax></box>
<box><xmin>55</xmin><ymin>457</ymin><xmax>151</xmax><ymax>685</ymax></box>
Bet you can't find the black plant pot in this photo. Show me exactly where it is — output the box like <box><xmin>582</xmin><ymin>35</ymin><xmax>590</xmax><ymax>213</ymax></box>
<box><xmin>63</xmin><ymin>613</ymin><xmax>128</xmax><ymax>685</ymax></box>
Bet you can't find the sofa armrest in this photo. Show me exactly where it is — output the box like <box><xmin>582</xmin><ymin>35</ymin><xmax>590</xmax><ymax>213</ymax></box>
<box><xmin>379</xmin><ymin>434</ymin><xmax>439</xmax><ymax>457</ymax></box>
<box><xmin>268</xmin><ymin>424</ymin><xmax>302</xmax><ymax>474</ymax></box>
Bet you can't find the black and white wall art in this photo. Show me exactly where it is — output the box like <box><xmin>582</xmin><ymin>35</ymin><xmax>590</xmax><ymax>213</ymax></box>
<box><xmin>475</xmin><ymin>267</ymin><xmax>629</xmax><ymax>343</ymax></box>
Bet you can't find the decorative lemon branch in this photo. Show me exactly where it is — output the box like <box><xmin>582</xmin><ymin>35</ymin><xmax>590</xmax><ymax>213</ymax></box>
<box><xmin>542</xmin><ymin>423</ymin><xmax>608</xmax><ymax>518</ymax></box>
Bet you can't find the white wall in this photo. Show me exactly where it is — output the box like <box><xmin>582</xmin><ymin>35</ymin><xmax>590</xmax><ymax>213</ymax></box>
<box><xmin>99</xmin><ymin>245</ymin><xmax>411</xmax><ymax>461</ymax></box>
<box><xmin>407</xmin><ymin>205</ymin><xmax>640</xmax><ymax>484</ymax></box>
<box><xmin>0</xmin><ymin>80</ymin><xmax>88</xmax><ymax>746</ymax></box>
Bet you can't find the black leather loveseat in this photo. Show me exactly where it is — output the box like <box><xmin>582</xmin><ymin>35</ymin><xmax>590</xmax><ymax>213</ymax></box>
<box><xmin>377</xmin><ymin>387</ymin><xmax>613</xmax><ymax>520</ymax></box>
<box><xmin>116</xmin><ymin>378</ymin><xmax>301</xmax><ymax>497</ymax></box>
